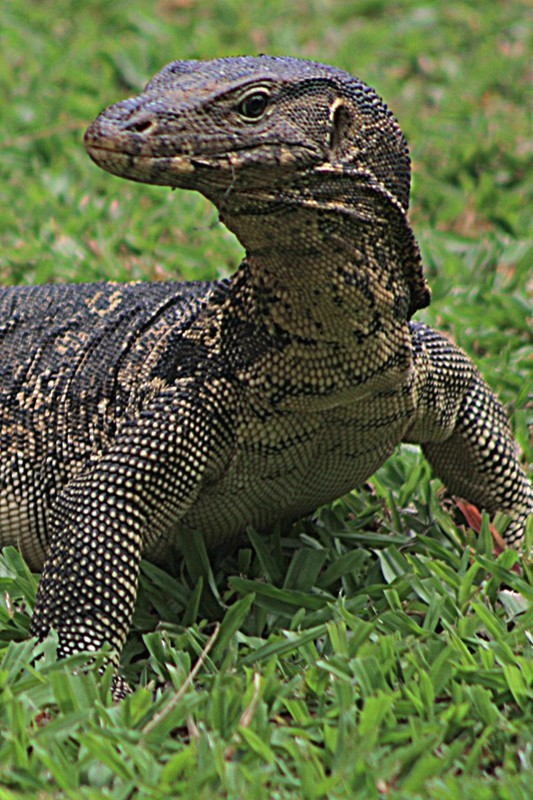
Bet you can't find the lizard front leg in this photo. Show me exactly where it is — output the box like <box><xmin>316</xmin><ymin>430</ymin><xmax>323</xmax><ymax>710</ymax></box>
<box><xmin>406</xmin><ymin>322</ymin><xmax>531</xmax><ymax>547</ymax></box>
<box><xmin>30</xmin><ymin>387</ymin><xmax>231</xmax><ymax>692</ymax></box>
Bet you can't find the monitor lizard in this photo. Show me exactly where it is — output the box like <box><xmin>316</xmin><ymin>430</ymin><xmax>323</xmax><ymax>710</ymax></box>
<box><xmin>1</xmin><ymin>56</ymin><xmax>530</xmax><ymax>694</ymax></box>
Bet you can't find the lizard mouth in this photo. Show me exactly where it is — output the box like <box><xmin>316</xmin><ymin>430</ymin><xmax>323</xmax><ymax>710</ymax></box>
<box><xmin>85</xmin><ymin>142</ymin><xmax>198</xmax><ymax>186</ymax></box>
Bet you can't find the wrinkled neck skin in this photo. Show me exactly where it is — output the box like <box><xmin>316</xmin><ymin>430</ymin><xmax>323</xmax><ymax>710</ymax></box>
<box><xmin>208</xmin><ymin>172</ymin><xmax>415</xmax><ymax>349</ymax></box>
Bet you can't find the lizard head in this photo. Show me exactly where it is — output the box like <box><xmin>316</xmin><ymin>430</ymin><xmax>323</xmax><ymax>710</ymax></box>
<box><xmin>85</xmin><ymin>56</ymin><xmax>411</xmax><ymax>213</ymax></box>
<box><xmin>86</xmin><ymin>56</ymin><xmax>430</xmax><ymax>316</ymax></box>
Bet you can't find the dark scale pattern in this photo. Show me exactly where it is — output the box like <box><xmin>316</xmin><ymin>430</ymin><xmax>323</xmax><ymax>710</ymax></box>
<box><xmin>1</xmin><ymin>56</ymin><xmax>530</xmax><ymax>695</ymax></box>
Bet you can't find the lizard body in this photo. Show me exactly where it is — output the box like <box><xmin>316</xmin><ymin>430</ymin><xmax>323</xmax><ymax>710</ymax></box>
<box><xmin>1</xmin><ymin>56</ymin><xmax>530</xmax><ymax>690</ymax></box>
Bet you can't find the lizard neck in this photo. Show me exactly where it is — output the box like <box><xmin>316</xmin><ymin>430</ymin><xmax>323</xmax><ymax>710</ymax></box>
<box><xmin>217</xmin><ymin>203</ymin><xmax>417</xmax><ymax>407</ymax></box>
<box><xmin>218</xmin><ymin>176</ymin><xmax>419</xmax><ymax>346</ymax></box>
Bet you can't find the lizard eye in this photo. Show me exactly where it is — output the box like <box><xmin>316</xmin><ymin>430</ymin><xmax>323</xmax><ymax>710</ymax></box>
<box><xmin>236</xmin><ymin>89</ymin><xmax>270</xmax><ymax>121</ymax></box>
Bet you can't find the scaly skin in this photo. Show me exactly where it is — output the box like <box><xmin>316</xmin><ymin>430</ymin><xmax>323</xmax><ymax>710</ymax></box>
<box><xmin>1</xmin><ymin>56</ymin><xmax>530</xmax><ymax>694</ymax></box>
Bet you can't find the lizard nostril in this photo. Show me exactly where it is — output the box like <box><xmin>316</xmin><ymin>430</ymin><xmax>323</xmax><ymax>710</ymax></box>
<box><xmin>125</xmin><ymin>118</ymin><xmax>154</xmax><ymax>134</ymax></box>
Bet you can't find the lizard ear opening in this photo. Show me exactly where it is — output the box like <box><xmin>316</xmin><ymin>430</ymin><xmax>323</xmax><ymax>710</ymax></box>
<box><xmin>328</xmin><ymin>99</ymin><xmax>352</xmax><ymax>158</ymax></box>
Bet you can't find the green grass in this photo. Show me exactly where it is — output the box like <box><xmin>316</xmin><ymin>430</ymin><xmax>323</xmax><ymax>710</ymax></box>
<box><xmin>1</xmin><ymin>1</ymin><xmax>532</xmax><ymax>797</ymax></box>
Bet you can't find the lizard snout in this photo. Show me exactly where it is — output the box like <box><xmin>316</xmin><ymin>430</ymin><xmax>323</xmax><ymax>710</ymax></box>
<box><xmin>85</xmin><ymin>98</ymin><xmax>157</xmax><ymax>151</ymax></box>
<box><xmin>84</xmin><ymin>97</ymin><xmax>199</xmax><ymax>187</ymax></box>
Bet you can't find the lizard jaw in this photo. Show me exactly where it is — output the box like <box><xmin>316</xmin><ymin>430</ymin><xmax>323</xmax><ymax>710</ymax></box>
<box><xmin>85</xmin><ymin>143</ymin><xmax>197</xmax><ymax>187</ymax></box>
